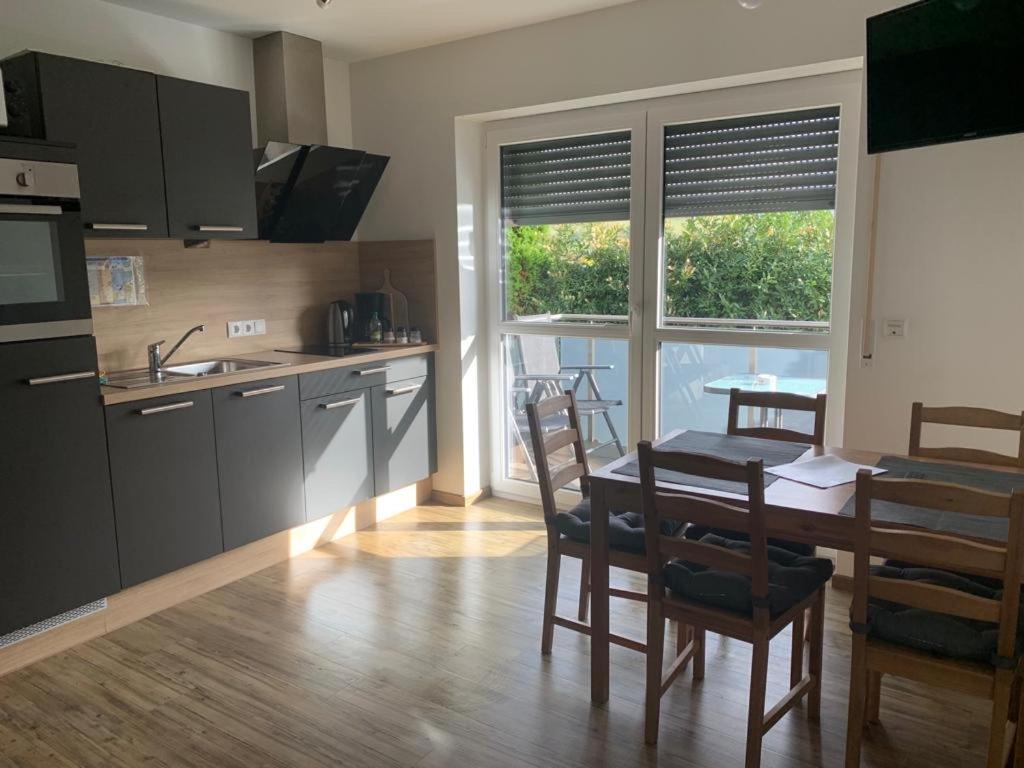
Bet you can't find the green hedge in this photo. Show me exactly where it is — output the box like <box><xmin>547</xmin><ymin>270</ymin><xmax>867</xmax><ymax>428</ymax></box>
<box><xmin>505</xmin><ymin>211</ymin><xmax>834</xmax><ymax>322</ymax></box>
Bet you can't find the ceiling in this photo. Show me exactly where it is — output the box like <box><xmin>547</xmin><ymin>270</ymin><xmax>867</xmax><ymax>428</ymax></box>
<box><xmin>101</xmin><ymin>0</ymin><xmax>641</xmax><ymax>61</ymax></box>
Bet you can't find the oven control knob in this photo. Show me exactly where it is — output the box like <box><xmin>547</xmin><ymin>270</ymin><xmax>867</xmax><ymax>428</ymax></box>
<box><xmin>16</xmin><ymin>169</ymin><xmax>34</xmax><ymax>188</ymax></box>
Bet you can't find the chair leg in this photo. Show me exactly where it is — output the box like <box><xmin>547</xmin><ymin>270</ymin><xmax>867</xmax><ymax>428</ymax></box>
<box><xmin>865</xmin><ymin>672</ymin><xmax>882</xmax><ymax>724</ymax></box>
<box><xmin>693</xmin><ymin>628</ymin><xmax>706</xmax><ymax>681</ymax></box>
<box><xmin>987</xmin><ymin>669</ymin><xmax>1014</xmax><ymax>768</ymax></box>
<box><xmin>845</xmin><ymin>635</ymin><xmax>868</xmax><ymax>768</ymax></box>
<box><xmin>676</xmin><ymin>622</ymin><xmax>691</xmax><ymax>657</ymax></box>
<box><xmin>790</xmin><ymin>610</ymin><xmax>805</xmax><ymax>688</ymax></box>
<box><xmin>746</xmin><ymin>636</ymin><xmax>770</xmax><ymax>768</ymax></box>
<box><xmin>1014</xmin><ymin>677</ymin><xmax>1024</xmax><ymax>768</ymax></box>
<box><xmin>541</xmin><ymin>546</ymin><xmax>561</xmax><ymax>655</ymax></box>
<box><xmin>644</xmin><ymin>596</ymin><xmax>666</xmax><ymax>745</ymax></box>
<box><xmin>808</xmin><ymin>589</ymin><xmax>825</xmax><ymax>721</ymax></box>
<box><xmin>577</xmin><ymin>556</ymin><xmax>590</xmax><ymax>622</ymax></box>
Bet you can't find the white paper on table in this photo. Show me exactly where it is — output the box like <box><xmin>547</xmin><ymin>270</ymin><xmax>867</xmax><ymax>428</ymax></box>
<box><xmin>765</xmin><ymin>454</ymin><xmax>887</xmax><ymax>489</ymax></box>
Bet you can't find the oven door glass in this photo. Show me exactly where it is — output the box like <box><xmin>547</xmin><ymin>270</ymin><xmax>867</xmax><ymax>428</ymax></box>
<box><xmin>0</xmin><ymin>218</ymin><xmax>64</xmax><ymax>305</ymax></box>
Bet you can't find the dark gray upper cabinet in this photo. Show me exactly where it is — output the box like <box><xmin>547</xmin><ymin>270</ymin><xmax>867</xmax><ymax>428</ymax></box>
<box><xmin>301</xmin><ymin>388</ymin><xmax>374</xmax><ymax>521</ymax></box>
<box><xmin>157</xmin><ymin>76</ymin><xmax>258</xmax><ymax>240</ymax></box>
<box><xmin>0</xmin><ymin>337</ymin><xmax>120</xmax><ymax>636</ymax></box>
<box><xmin>106</xmin><ymin>391</ymin><xmax>223</xmax><ymax>587</ymax></box>
<box><xmin>213</xmin><ymin>376</ymin><xmax>305</xmax><ymax>549</ymax></box>
<box><xmin>371</xmin><ymin>374</ymin><xmax>437</xmax><ymax>495</ymax></box>
<box><xmin>1</xmin><ymin>52</ymin><xmax>169</xmax><ymax>237</ymax></box>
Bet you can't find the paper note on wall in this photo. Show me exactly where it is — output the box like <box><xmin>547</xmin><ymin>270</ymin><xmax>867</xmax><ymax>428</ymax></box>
<box><xmin>87</xmin><ymin>256</ymin><xmax>149</xmax><ymax>307</ymax></box>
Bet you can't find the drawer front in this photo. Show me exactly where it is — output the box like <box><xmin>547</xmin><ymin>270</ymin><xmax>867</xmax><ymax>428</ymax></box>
<box><xmin>371</xmin><ymin>375</ymin><xmax>437</xmax><ymax>495</ymax></box>
<box><xmin>106</xmin><ymin>390</ymin><xmax>223</xmax><ymax>587</ymax></box>
<box><xmin>299</xmin><ymin>353</ymin><xmax>431</xmax><ymax>400</ymax></box>
<box><xmin>301</xmin><ymin>388</ymin><xmax>374</xmax><ymax>521</ymax></box>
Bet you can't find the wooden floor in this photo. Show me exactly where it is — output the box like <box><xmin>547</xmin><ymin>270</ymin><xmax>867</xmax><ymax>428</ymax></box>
<box><xmin>0</xmin><ymin>499</ymin><xmax>994</xmax><ymax>767</ymax></box>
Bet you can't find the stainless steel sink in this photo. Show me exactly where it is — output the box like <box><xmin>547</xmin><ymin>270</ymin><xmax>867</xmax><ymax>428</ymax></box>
<box><xmin>104</xmin><ymin>358</ymin><xmax>285</xmax><ymax>388</ymax></box>
<box><xmin>161</xmin><ymin>359</ymin><xmax>283</xmax><ymax>377</ymax></box>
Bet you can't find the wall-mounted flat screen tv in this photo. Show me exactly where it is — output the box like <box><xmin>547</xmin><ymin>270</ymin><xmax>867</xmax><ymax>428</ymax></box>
<box><xmin>867</xmin><ymin>0</ymin><xmax>1024</xmax><ymax>154</ymax></box>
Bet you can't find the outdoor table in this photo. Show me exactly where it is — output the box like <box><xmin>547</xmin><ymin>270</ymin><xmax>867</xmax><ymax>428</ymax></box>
<box><xmin>702</xmin><ymin>374</ymin><xmax>827</xmax><ymax>428</ymax></box>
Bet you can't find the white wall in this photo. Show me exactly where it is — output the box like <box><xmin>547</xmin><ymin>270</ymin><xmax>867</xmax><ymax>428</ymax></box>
<box><xmin>0</xmin><ymin>0</ymin><xmax>354</xmax><ymax>148</ymax></box>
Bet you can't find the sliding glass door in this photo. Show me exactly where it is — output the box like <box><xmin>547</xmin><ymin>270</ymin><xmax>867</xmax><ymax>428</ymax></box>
<box><xmin>487</xmin><ymin>72</ymin><xmax>862</xmax><ymax>500</ymax></box>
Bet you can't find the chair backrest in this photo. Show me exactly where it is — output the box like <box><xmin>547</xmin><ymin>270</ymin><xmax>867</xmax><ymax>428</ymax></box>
<box><xmin>909</xmin><ymin>402</ymin><xmax>1024</xmax><ymax>468</ymax></box>
<box><xmin>727</xmin><ymin>388</ymin><xmax>827</xmax><ymax>446</ymax></box>
<box><xmin>637</xmin><ymin>442</ymin><xmax>770</xmax><ymax>614</ymax></box>
<box><xmin>511</xmin><ymin>319</ymin><xmax>560</xmax><ymax>377</ymax></box>
<box><xmin>525</xmin><ymin>391</ymin><xmax>590</xmax><ymax>524</ymax></box>
<box><xmin>851</xmin><ymin>470</ymin><xmax>1024</xmax><ymax>664</ymax></box>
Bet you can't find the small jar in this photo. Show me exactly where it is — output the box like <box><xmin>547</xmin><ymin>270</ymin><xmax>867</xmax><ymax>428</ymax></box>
<box><xmin>396</xmin><ymin>326</ymin><xmax>409</xmax><ymax>344</ymax></box>
<box><xmin>383</xmin><ymin>329</ymin><xmax>396</xmax><ymax>344</ymax></box>
<box><xmin>409</xmin><ymin>327</ymin><xmax>423</xmax><ymax>344</ymax></box>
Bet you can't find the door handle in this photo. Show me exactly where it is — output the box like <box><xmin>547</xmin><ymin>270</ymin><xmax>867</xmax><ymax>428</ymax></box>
<box><xmin>320</xmin><ymin>397</ymin><xmax>361</xmax><ymax>410</ymax></box>
<box><xmin>239</xmin><ymin>384</ymin><xmax>286</xmax><ymax>398</ymax></box>
<box><xmin>138</xmin><ymin>400</ymin><xmax>194</xmax><ymax>416</ymax></box>
<box><xmin>0</xmin><ymin>203</ymin><xmax>63</xmax><ymax>216</ymax></box>
<box><xmin>196</xmin><ymin>225</ymin><xmax>244</xmax><ymax>233</ymax></box>
<box><xmin>27</xmin><ymin>370</ymin><xmax>96</xmax><ymax>386</ymax></box>
<box><xmin>355</xmin><ymin>366</ymin><xmax>391</xmax><ymax>376</ymax></box>
<box><xmin>386</xmin><ymin>384</ymin><xmax>422</xmax><ymax>397</ymax></box>
<box><xmin>87</xmin><ymin>223</ymin><xmax>150</xmax><ymax>232</ymax></box>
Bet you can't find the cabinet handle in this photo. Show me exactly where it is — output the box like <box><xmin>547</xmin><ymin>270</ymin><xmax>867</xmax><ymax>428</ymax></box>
<box><xmin>355</xmin><ymin>366</ymin><xmax>391</xmax><ymax>376</ymax></box>
<box><xmin>239</xmin><ymin>384</ymin><xmax>286</xmax><ymax>398</ymax></box>
<box><xmin>87</xmin><ymin>223</ymin><xmax>149</xmax><ymax>232</ymax></box>
<box><xmin>386</xmin><ymin>384</ymin><xmax>422</xmax><ymax>397</ymax></box>
<box><xmin>27</xmin><ymin>370</ymin><xmax>96</xmax><ymax>386</ymax></box>
<box><xmin>138</xmin><ymin>400</ymin><xmax>194</xmax><ymax>416</ymax></box>
<box><xmin>320</xmin><ymin>397</ymin><xmax>361</xmax><ymax>410</ymax></box>
<box><xmin>196</xmin><ymin>225</ymin><xmax>244</xmax><ymax>233</ymax></box>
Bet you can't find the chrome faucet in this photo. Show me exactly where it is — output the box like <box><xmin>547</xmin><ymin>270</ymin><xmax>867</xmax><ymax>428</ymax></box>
<box><xmin>148</xmin><ymin>324</ymin><xmax>205</xmax><ymax>378</ymax></box>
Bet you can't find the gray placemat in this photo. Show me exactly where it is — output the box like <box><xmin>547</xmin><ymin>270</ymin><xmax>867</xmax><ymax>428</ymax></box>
<box><xmin>613</xmin><ymin>430</ymin><xmax>810</xmax><ymax>495</ymax></box>
<box><xmin>838</xmin><ymin>456</ymin><xmax>1024</xmax><ymax>542</ymax></box>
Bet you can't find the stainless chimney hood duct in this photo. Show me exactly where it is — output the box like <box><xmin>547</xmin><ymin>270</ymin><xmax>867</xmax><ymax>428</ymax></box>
<box><xmin>252</xmin><ymin>32</ymin><xmax>388</xmax><ymax>243</ymax></box>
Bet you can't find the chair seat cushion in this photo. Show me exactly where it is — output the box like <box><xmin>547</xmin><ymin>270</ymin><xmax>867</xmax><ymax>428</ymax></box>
<box><xmin>683</xmin><ymin>524</ymin><xmax>815</xmax><ymax>557</ymax></box>
<box><xmin>554</xmin><ymin>498</ymin><xmax>682</xmax><ymax>554</ymax></box>
<box><xmin>664</xmin><ymin>534</ymin><xmax>834</xmax><ymax>617</ymax></box>
<box><xmin>865</xmin><ymin>564</ymin><xmax>1023</xmax><ymax>663</ymax></box>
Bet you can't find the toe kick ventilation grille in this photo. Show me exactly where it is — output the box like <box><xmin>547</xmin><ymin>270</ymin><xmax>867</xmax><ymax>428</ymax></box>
<box><xmin>0</xmin><ymin>599</ymin><xmax>107</xmax><ymax>650</ymax></box>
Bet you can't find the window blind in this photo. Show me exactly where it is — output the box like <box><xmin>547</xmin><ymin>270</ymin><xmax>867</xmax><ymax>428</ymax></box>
<box><xmin>501</xmin><ymin>131</ymin><xmax>631</xmax><ymax>226</ymax></box>
<box><xmin>663</xmin><ymin>106</ymin><xmax>840</xmax><ymax>218</ymax></box>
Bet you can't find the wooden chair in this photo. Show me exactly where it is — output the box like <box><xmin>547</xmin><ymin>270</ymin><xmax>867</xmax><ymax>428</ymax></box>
<box><xmin>727</xmin><ymin>388</ymin><xmax>827</xmax><ymax>446</ymax></box>
<box><xmin>909</xmin><ymin>402</ymin><xmax>1024</xmax><ymax>468</ymax></box>
<box><xmin>638</xmin><ymin>442</ymin><xmax>830</xmax><ymax>766</ymax></box>
<box><xmin>526</xmin><ymin>392</ymin><xmax>693</xmax><ymax>662</ymax></box>
<box><xmin>846</xmin><ymin>470</ymin><xmax>1024</xmax><ymax>768</ymax></box>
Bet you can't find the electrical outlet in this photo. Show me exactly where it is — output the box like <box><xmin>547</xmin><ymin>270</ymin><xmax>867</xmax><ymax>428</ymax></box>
<box><xmin>253</xmin><ymin>319</ymin><xmax>266</xmax><ymax>335</ymax></box>
<box><xmin>243</xmin><ymin>320</ymin><xmax>255</xmax><ymax>336</ymax></box>
<box><xmin>227</xmin><ymin>320</ymin><xmax>246</xmax><ymax>338</ymax></box>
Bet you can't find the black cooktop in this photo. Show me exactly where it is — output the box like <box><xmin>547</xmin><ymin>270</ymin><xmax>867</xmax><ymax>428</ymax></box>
<box><xmin>275</xmin><ymin>345</ymin><xmax>371</xmax><ymax>358</ymax></box>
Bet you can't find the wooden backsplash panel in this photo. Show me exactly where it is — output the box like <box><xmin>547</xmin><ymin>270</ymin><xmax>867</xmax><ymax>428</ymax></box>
<box><xmin>88</xmin><ymin>239</ymin><xmax>361</xmax><ymax>371</ymax></box>
<box><xmin>358</xmin><ymin>240</ymin><xmax>437</xmax><ymax>343</ymax></box>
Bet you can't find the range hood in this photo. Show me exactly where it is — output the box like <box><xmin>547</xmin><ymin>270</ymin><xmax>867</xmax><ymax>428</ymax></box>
<box><xmin>252</xmin><ymin>32</ymin><xmax>388</xmax><ymax>243</ymax></box>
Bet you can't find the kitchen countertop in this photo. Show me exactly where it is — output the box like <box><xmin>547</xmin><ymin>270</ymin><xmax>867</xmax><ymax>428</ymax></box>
<box><xmin>100</xmin><ymin>344</ymin><xmax>439</xmax><ymax>405</ymax></box>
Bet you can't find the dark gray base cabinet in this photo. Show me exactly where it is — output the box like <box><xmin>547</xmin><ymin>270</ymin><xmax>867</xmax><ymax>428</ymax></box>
<box><xmin>105</xmin><ymin>391</ymin><xmax>223</xmax><ymax>587</ymax></box>
<box><xmin>301</xmin><ymin>389</ymin><xmax>374</xmax><ymax>521</ymax></box>
<box><xmin>0</xmin><ymin>337</ymin><xmax>120</xmax><ymax>636</ymax></box>
<box><xmin>371</xmin><ymin>376</ymin><xmax>437</xmax><ymax>495</ymax></box>
<box><xmin>213</xmin><ymin>376</ymin><xmax>305</xmax><ymax>549</ymax></box>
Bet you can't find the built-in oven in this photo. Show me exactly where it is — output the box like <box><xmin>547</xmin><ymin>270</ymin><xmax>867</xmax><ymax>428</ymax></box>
<box><xmin>0</xmin><ymin>137</ymin><xmax>91</xmax><ymax>343</ymax></box>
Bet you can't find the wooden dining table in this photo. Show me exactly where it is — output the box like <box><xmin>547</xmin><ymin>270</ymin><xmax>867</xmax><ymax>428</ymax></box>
<box><xmin>585</xmin><ymin>429</ymin><xmax>1024</xmax><ymax>705</ymax></box>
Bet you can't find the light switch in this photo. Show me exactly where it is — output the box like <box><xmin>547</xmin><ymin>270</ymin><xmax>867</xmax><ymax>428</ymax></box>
<box><xmin>883</xmin><ymin>319</ymin><xmax>906</xmax><ymax>339</ymax></box>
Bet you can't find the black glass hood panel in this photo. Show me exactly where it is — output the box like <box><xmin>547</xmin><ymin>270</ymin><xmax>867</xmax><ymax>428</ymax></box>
<box><xmin>254</xmin><ymin>142</ymin><xmax>389</xmax><ymax>243</ymax></box>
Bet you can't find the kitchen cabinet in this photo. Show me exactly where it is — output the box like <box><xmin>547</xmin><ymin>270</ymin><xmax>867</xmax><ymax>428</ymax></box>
<box><xmin>0</xmin><ymin>52</ymin><xmax>169</xmax><ymax>237</ymax></box>
<box><xmin>105</xmin><ymin>391</ymin><xmax>223</xmax><ymax>587</ymax></box>
<box><xmin>371</xmin><ymin>375</ymin><xmax>437</xmax><ymax>495</ymax></box>
<box><xmin>0</xmin><ymin>337</ymin><xmax>120</xmax><ymax>636</ymax></box>
<box><xmin>301</xmin><ymin>388</ymin><xmax>374</xmax><ymax>521</ymax></box>
<box><xmin>157</xmin><ymin>76</ymin><xmax>258</xmax><ymax>241</ymax></box>
<box><xmin>299</xmin><ymin>352</ymin><xmax>430</xmax><ymax>401</ymax></box>
<box><xmin>213</xmin><ymin>376</ymin><xmax>305</xmax><ymax>549</ymax></box>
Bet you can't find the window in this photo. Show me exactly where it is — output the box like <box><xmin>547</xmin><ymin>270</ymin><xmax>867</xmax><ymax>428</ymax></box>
<box><xmin>660</xmin><ymin>107</ymin><xmax>840</xmax><ymax>332</ymax></box>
